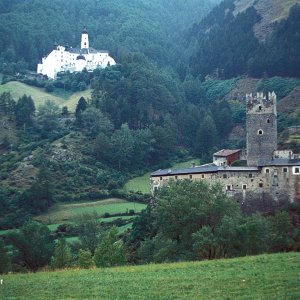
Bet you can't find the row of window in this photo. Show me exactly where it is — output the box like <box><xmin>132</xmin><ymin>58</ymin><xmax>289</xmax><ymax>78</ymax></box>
<box><xmin>226</xmin><ymin>184</ymin><xmax>247</xmax><ymax>191</ymax></box>
<box><xmin>158</xmin><ymin>167</ymin><xmax>299</xmax><ymax>182</ymax></box>
<box><xmin>265</xmin><ymin>167</ymin><xmax>299</xmax><ymax>174</ymax></box>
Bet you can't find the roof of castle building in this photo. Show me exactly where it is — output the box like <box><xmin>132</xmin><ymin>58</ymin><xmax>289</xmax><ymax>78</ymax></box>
<box><xmin>76</xmin><ymin>54</ymin><xmax>86</xmax><ymax>60</ymax></box>
<box><xmin>151</xmin><ymin>164</ymin><xmax>259</xmax><ymax>177</ymax></box>
<box><xmin>213</xmin><ymin>149</ymin><xmax>241</xmax><ymax>157</ymax></box>
<box><xmin>68</xmin><ymin>47</ymin><xmax>108</xmax><ymax>54</ymax></box>
<box><xmin>258</xmin><ymin>158</ymin><xmax>300</xmax><ymax>166</ymax></box>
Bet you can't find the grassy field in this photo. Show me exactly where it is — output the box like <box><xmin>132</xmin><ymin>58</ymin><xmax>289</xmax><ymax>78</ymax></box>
<box><xmin>35</xmin><ymin>198</ymin><xmax>146</xmax><ymax>224</ymax></box>
<box><xmin>0</xmin><ymin>81</ymin><xmax>91</xmax><ymax>111</ymax></box>
<box><xmin>124</xmin><ymin>159</ymin><xmax>201</xmax><ymax>194</ymax></box>
<box><xmin>1</xmin><ymin>252</ymin><xmax>299</xmax><ymax>299</ymax></box>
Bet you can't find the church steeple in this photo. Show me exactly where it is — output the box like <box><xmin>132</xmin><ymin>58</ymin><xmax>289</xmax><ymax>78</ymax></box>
<box><xmin>81</xmin><ymin>27</ymin><xmax>89</xmax><ymax>49</ymax></box>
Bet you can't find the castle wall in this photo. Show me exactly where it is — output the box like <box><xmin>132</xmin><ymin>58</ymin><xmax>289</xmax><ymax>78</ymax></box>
<box><xmin>151</xmin><ymin>163</ymin><xmax>300</xmax><ymax>204</ymax></box>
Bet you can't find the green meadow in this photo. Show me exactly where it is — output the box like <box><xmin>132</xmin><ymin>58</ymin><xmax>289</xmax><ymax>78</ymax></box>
<box><xmin>0</xmin><ymin>81</ymin><xmax>91</xmax><ymax>111</ymax></box>
<box><xmin>35</xmin><ymin>198</ymin><xmax>146</xmax><ymax>224</ymax></box>
<box><xmin>124</xmin><ymin>159</ymin><xmax>201</xmax><ymax>194</ymax></box>
<box><xmin>1</xmin><ymin>252</ymin><xmax>299</xmax><ymax>299</ymax></box>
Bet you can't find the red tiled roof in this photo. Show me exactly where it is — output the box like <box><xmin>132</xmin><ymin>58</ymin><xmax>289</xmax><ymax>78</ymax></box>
<box><xmin>213</xmin><ymin>149</ymin><xmax>241</xmax><ymax>157</ymax></box>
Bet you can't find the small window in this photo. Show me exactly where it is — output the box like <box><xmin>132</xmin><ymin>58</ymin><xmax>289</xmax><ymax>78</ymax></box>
<box><xmin>259</xmin><ymin>105</ymin><xmax>262</xmax><ymax>111</ymax></box>
<box><xmin>265</xmin><ymin>168</ymin><xmax>270</xmax><ymax>174</ymax></box>
<box><xmin>226</xmin><ymin>185</ymin><xmax>232</xmax><ymax>191</ymax></box>
<box><xmin>201</xmin><ymin>174</ymin><xmax>205</xmax><ymax>179</ymax></box>
<box><xmin>160</xmin><ymin>177</ymin><xmax>162</xmax><ymax>181</ymax></box>
<box><xmin>189</xmin><ymin>175</ymin><xmax>193</xmax><ymax>179</ymax></box>
<box><xmin>249</xmin><ymin>174</ymin><xmax>253</xmax><ymax>178</ymax></box>
<box><xmin>259</xmin><ymin>183</ymin><xmax>263</xmax><ymax>188</ymax></box>
<box><xmin>242</xmin><ymin>184</ymin><xmax>247</xmax><ymax>190</ymax></box>
<box><xmin>283</xmin><ymin>168</ymin><xmax>288</xmax><ymax>173</ymax></box>
<box><xmin>223</xmin><ymin>174</ymin><xmax>228</xmax><ymax>179</ymax></box>
<box><xmin>175</xmin><ymin>176</ymin><xmax>178</xmax><ymax>180</ymax></box>
<box><xmin>267</xmin><ymin>119</ymin><xmax>270</xmax><ymax>123</ymax></box>
<box><xmin>295</xmin><ymin>167</ymin><xmax>300</xmax><ymax>174</ymax></box>
<box><xmin>258</xmin><ymin>129</ymin><xmax>263</xmax><ymax>135</ymax></box>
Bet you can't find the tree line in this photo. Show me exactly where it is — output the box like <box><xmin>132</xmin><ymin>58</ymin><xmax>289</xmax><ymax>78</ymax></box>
<box><xmin>1</xmin><ymin>180</ymin><xmax>299</xmax><ymax>273</ymax></box>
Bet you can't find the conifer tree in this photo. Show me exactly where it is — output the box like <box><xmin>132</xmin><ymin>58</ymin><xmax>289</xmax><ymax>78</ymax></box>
<box><xmin>51</xmin><ymin>238</ymin><xmax>72</xmax><ymax>269</ymax></box>
<box><xmin>94</xmin><ymin>227</ymin><xmax>126</xmax><ymax>268</ymax></box>
<box><xmin>0</xmin><ymin>239</ymin><xmax>11</xmax><ymax>274</ymax></box>
<box><xmin>15</xmin><ymin>94</ymin><xmax>35</xmax><ymax>128</ymax></box>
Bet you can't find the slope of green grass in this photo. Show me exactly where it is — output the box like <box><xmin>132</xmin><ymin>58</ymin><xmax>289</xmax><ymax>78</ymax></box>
<box><xmin>124</xmin><ymin>159</ymin><xmax>200</xmax><ymax>194</ymax></box>
<box><xmin>0</xmin><ymin>81</ymin><xmax>91</xmax><ymax>111</ymax></box>
<box><xmin>1</xmin><ymin>252</ymin><xmax>299</xmax><ymax>299</ymax></box>
<box><xmin>35</xmin><ymin>199</ymin><xmax>146</xmax><ymax>224</ymax></box>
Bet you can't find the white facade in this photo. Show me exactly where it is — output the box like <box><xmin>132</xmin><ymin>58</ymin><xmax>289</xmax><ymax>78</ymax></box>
<box><xmin>37</xmin><ymin>29</ymin><xmax>116</xmax><ymax>79</ymax></box>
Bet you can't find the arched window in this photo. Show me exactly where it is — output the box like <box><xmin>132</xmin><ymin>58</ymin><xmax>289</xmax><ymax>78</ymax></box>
<box><xmin>258</xmin><ymin>129</ymin><xmax>263</xmax><ymax>135</ymax></box>
<box><xmin>267</xmin><ymin>119</ymin><xmax>270</xmax><ymax>123</ymax></box>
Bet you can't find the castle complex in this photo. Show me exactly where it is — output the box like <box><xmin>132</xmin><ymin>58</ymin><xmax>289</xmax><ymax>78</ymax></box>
<box><xmin>151</xmin><ymin>92</ymin><xmax>300</xmax><ymax>206</ymax></box>
<box><xmin>37</xmin><ymin>29</ymin><xmax>116</xmax><ymax>79</ymax></box>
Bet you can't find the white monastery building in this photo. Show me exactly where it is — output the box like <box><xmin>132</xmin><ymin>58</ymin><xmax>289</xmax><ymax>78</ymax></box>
<box><xmin>37</xmin><ymin>28</ymin><xmax>116</xmax><ymax>79</ymax></box>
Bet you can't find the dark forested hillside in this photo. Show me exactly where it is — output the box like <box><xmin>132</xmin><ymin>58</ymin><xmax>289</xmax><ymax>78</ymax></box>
<box><xmin>0</xmin><ymin>0</ymin><xmax>220</xmax><ymax>74</ymax></box>
<box><xmin>1</xmin><ymin>0</ymin><xmax>300</xmax><ymax>274</ymax></box>
<box><xmin>189</xmin><ymin>0</ymin><xmax>300</xmax><ymax>79</ymax></box>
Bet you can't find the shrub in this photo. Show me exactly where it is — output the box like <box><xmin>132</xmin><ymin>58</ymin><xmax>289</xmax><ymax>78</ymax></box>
<box><xmin>78</xmin><ymin>249</ymin><xmax>94</xmax><ymax>269</ymax></box>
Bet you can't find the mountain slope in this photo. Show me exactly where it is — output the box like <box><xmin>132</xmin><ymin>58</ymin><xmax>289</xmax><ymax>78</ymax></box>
<box><xmin>233</xmin><ymin>0</ymin><xmax>300</xmax><ymax>41</ymax></box>
<box><xmin>189</xmin><ymin>0</ymin><xmax>300</xmax><ymax>78</ymax></box>
<box><xmin>0</xmin><ymin>0</ymin><xmax>220</xmax><ymax>72</ymax></box>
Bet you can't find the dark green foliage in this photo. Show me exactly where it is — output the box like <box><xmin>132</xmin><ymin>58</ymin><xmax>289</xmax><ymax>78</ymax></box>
<box><xmin>261</xmin><ymin>4</ymin><xmax>300</xmax><ymax>77</ymax></box>
<box><xmin>81</xmin><ymin>107</ymin><xmax>113</xmax><ymax>138</ymax></box>
<box><xmin>194</xmin><ymin>114</ymin><xmax>218</xmax><ymax>156</ymax></box>
<box><xmin>15</xmin><ymin>94</ymin><xmax>35</xmax><ymax>127</ymax></box>
<box><xmin>190</xmin><ymin>7</ymin><xmax>261</xmax><ymax>78</ymax></box>
<box><xmin>36</xmin><ymin>100</ymin><xmax>61</xmax><ymax>134</ymax></box>
<box><xmin>0</xmin><ymin>239</ymin><xmax>11</xmax><ymax>274</ymax></box>
<box><xmin>0</xmin><ymin>0</ymin><xmax>218</xmax><ymax>74</ymax></box>
<box><xmin>94</xmin><ymin>227</ymin><xmax>126</xmax><ymax>267</ymax></box>
<box><xmin>19</xmin><ymin>166</ymin><xmax>55</xmax><ymax>214</ymax></box>
<box><xmin>75</xmin><ymin>96</ymin><xmax>88</xmax><ymax>124</ymax></box>
<box><xmin>130</xmin><ymin>181</ymin><xmax>299</xmax><ymax>263</ymax></box>
<box><xmin>0</xmin><ymin>92</ymin><xmax>16</xmax><ymax>117</ymax></box>
<box><xmin>74</xmin><ymin>212</ymin><xmax>103</xmax><ymax>255</ymax></box>
<box><xmin>190</xmin><ymin>3</ymin><xmax>300</xmax><ymax>78</ymax></box>
<box><xmin>78</xmin><ymin>249</ymin><xmax>94</xmax><ymax>269</ymax></box>
<box><xmin>7</xmin><ymin>220</ymin><xmax>54</xmax><ymax>271</ymax></box>
<box><xmin>51</xmin><ymin>238</ymin><xmax>72</xmax><ymax>269</ymax></box>
<box><xmin>257</xmin><ymin>77</ymin><xmax>300</xmax><ymax>100</ymax></box>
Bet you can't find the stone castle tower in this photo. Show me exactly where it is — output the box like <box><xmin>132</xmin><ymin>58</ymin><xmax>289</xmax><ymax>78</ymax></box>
<box><xmin>246</xmin><ymin>92</ymin><xmax>277</xmax><ymax>166</ymax></box>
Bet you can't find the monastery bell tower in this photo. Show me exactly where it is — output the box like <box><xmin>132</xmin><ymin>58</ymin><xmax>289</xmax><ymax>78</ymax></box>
<box><xmin>81</xmin><ymin>27</ymin><xmax>89</xmax><ymax>49</ymax></box>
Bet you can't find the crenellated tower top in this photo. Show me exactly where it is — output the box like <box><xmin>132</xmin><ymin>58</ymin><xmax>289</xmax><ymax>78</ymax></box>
<box><xmin>246</xmin><ymin>91</ymin><xmax>277</xmax><ymax>116</ymax></box>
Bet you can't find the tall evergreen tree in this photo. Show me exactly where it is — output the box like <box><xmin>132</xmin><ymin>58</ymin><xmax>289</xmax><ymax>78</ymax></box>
<box><xmin>0</xmin><ymin>239</ymin><xmax>11</xmax><ymax>274</ymax></box>
<box><xmin>51</xmin><ymin>238</ymin><xmax>72</xmax><ymax>269</ymax></box>
<box><xmin>15</xmin><ymin>94</ymin><xmax>35</xmax><ymax>128</ymax></box>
